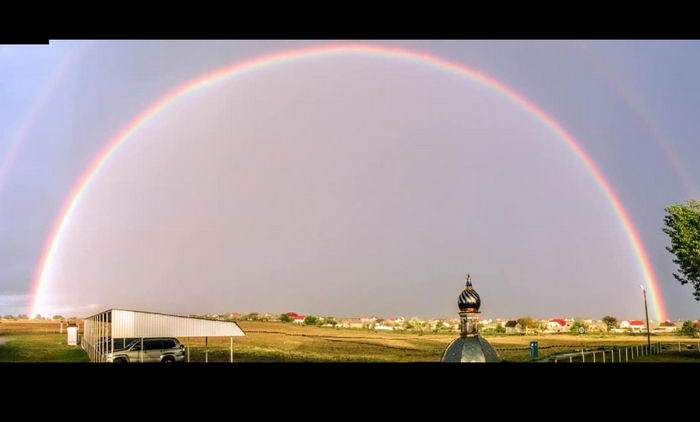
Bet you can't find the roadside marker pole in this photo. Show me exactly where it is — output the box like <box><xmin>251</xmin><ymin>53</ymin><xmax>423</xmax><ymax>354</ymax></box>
<box><xmin>602</xmin><ymin>351</ymin><xmax>606</xmax><ymax>363</ymax></box>
<box><xmin>593</xmin><ymin>352</ymin><xmax>596</xmax><ymax>363</ymax></box>
<box><xmin>569</xmin><ymin>356</ymin><xmax>573</xmax><ymax>363</ymax></box>
<box><xmin>230</xmin><ymin>337</ymin><xmax>233</xmax><ymax>363</ymax></box>
<box><xmin>581</xmin><ymin>350</ymin><xmax>585</xmax><ymax>362</ymax></box>
<box><xmin>619</xmin><ymin>349</ymin><xmax>621</xmax><ymax>361</ymax></box>
<box><xmin>625</xmin><ymin>348</ymin><xmax>628</xmax><ymax>361</ymax></box>
<box><xmin>611</xmin><ymin>349</ymin><xmax>614</xmax><ymax>363</ymax></box>
<box><xmin>187</xmin><ymin>337</ymin><xmax>190</xmax><ymax>363</ymax></box>
<box><xmin>678</xmin><ymin>341</ymin><xmax>681</xmax><ymax>352</ymax></box>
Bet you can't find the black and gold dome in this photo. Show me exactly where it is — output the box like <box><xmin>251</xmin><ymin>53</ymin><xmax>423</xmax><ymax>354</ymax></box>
<box><xmin>442</xmin><ymin>273</ymin><xmax>499</xmax><ymax>362</ymax></box>
<box><xmin>458</xmin><ymin>274</ymin><xmax>481</xmax><ymax>313</ymax></box>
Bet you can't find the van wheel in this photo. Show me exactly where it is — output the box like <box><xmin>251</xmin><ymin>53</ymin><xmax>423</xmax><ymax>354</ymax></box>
<box><xmin>114</xmin><ymin>358</ymin><xmax>127</xmax><ymax>363</ymax></box>
<box><xmin>162</xmin><ymin>356</ymin><xmax>175</xmax><ymax>363</ymax></box>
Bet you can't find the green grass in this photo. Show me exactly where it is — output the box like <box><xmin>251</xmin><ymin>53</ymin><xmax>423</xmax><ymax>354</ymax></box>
<box><xmin>0</xmin><ymin>331</ymin><xmax>89</xmax><ymax>362</ymax></box>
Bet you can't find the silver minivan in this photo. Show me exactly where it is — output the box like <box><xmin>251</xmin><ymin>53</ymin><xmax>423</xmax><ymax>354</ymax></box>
<box><xmin>106</xmin><ymin>338</ymin><xmax>185</xmax><ymax>363</ymax></box>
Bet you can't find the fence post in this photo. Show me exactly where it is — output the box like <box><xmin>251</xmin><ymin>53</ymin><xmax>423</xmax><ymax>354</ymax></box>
<box><xmin>570</xmin><ymin>356</ymin><xmax>573</xmax><ymax>363</ymax></box>
<box><xmin>611</xmin><ymin>349</ymin><xmax>614</xmax><ymax>363</ymax></box>
<box><xmin>593</xmin><ymin>352</ymin><xmax>596</xmax><ymax>363</ymax></box>
<box><xmin>581</xmin><ymin>350</ymin><xmax>585</xmax><ymax>363</ymax></box>
<box><xmin>602</xmin><ymin>350</ymin><xmax>606</xmax><ymax>363</ymax></box>
<box><xmin>678</xmin><ymin>341</ymin><xmax>681</xmax><ymax>352</ymax></box>
<box><xmin>625</xmin><ymin>347</ymin><xmax>628</xmax><ymax>361</ymax></box>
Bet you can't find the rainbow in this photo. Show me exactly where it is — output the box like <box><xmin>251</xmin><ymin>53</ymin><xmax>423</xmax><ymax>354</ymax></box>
<box><xmin>576</xmin><ymin>43</ymin><xmax>698</xmax><ymax>198</ymax></box>
<box><xmin>0</xmin><ymin>43</ymin><xmax>90</xmax><ymax>194</ymax></box>
<box><xmin>28</xmin><ymin>44</ymin><xmax>669</xmax><ymax>320</ymax></box>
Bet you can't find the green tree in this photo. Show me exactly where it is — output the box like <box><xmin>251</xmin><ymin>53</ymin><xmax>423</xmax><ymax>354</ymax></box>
<box><xmin>323</xmin><ymin>317</ymin><xmax>337</xmax><ymax>327</ymax></box>
<box><xmin>3</xmin><ymin>315</ymin><xmax>15</xmax><ymax>320</ymax></box>
<box><xmin>495</xmin><ymin>323</ymin><xmax>506</xmax><ymax>334</ymax></box>
<box><xmin>570</xmin><ymin>320</ymin><xmax>589</xmax><ymax>334</ymax></box>
<box><xmin>517</xmin><ymin>317</ymin><xmax>535</xmax><ymax>330</ymax></box>
<box><xmin>602</xmin><ymin>316</ymin><xmax>618</xmax><ymax>330</ymax></box>
<box><xmin>663</xmin><ymin>200</ymin><xmax>700</xmax><ymax>301</ymax></box>
<box><xmin>680</xmin><ymin>320</ymin><xmax>699</xmax><ymax>337</ymax></box>
<box><xmin>304</xmin><ymin>315</ymin><xmax>318</xmax><ymax>326</ymax></box>
<box><xmin>280</xmin><ymin>314</ymin><xmax>293</xmax><ymax>323</ymax></box>
<box><xmin>52</xmin><ymin>315</ymin><xmax>64</xmax><ymax>320</ymax></box>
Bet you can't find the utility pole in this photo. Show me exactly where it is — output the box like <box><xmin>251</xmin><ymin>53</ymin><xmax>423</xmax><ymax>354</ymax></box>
<box><xmin>641</xmin><ymin>285</ymin><xmax>651</xmax><ymax>351</ymax></box>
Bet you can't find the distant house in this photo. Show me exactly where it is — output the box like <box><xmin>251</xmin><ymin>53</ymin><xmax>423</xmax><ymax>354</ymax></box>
<box><xmin>286</xmin><ymin>312</ymin><xmax>300</xmax><ymax>318</ymax></box>
<box><xmin>359</xmin><ymin>316</ymin><xmax>377</xmax><ymax>324</ymax></box>
<box><xmin>374</xmin><ymin>324</ymin><xmax>393</xmax><ymax>331</ymax></box>
<box><xmin>341</xmin><ymin>318</ymin><xmax>363</xmax><ymax>329</ymax></box>
<box><xmin>620</xmin><ymin>320</ymin><xmax>645</xmax><ymax>331</ymax></box>
<box><xmin>546</xmin><ymin>319</ymin><xmax>567</xmax><ymax>333</ymax></box>
<box><xmin>653</xmin><ymin>320</ymin><xmax>678</xmax><ymax>333</ymax></box>
<box><xmin>292</xmin><ymin>315</ymin><xmax>306</xmax><ymax>325</ymax></box>
<box><xmin>385</xmin><ymin>317</ymin><xmax>405</xmax><ymax>326</ymax></box>
<box><xmin>505</xmin><ymin>320</ymin><xmax>519</xmax><ymax>334</ymax></box>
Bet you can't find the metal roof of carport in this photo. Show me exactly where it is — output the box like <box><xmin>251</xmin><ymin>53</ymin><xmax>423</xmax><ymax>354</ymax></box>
<box><xmin>86</xmin><ymin>308</ymin><xmax>246</xmax><ymax>338</ymax></box>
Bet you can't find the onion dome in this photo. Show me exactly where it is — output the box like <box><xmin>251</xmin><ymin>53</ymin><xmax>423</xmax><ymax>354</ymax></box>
<box><xmin>458</xmin><ymin>274</ymin><xmax>481</xmax><ymax>312</ymax></box>
<box><xmin>441</xmin><ymin>336</ymin><xmax>500</xmax><ymax>362</ymax></box>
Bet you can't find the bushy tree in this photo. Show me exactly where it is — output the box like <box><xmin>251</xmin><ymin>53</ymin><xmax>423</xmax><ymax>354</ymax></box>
<box><xmin>323</xmin><ymin>317</ymin><xmax>337</xmax><ymax>327</ymax></box>
<box><xmin>304</xmin><ymin>315</ymin><xmax>318</xmax><ymax>326</ymax></box>
<box><xmin>517</xmin><ymin>317</ymin><xmax>535</xmax><ymax>330</ymax></box>
<box><xmin>680</xmin><ymin>320</ymin><xmax>699</xmax><ymax>337</ymax></box>
<box><xmin>52</xmin><ymin>315</ymin><xmax>64</xmax><ymax>320</ymax></box>
<box><xmin>495</xmin><ymin>323</ymin><xmax>506</xmax><ymax>334</ymax></box>
<box><xmin>280</xmin><ymin>314</ymin><xmax>293</xmax><ymax>323</ymax></box>
<box><xmin>602</xmin><ymin>316</ymin><xmax>618</xmax><ymax>330</ymax></box>
<box><xmin>663</xmin><ymin>200</ymin><xmax>700</xmax><ymax>301</ymax></box>
<box><xmin>3</xmin><ymin>315</ymin><xmax>15</xmax><ymax>320</ymax></box>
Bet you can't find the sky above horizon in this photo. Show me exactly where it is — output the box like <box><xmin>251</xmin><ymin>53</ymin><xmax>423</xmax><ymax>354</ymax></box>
<box><xmin>1</xmin><ymin>40</ymin><xmax>699</xmax><ymax>320</ymax></box>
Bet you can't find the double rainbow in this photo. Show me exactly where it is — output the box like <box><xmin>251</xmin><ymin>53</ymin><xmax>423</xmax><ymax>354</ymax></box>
<box><xmin>28</xmin><ymin>44</ymin><xmax>668</xmax><ymax>320</ymax></box>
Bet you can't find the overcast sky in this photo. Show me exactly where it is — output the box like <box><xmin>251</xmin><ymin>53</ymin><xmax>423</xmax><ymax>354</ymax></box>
<box><xmin>1</xmin><ymin>40</ymin><xmax>698</xmax><ymax>320</ymax></box>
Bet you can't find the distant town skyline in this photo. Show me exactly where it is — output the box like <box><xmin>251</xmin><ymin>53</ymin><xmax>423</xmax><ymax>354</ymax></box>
<box><xmin>1</xmin><ymin>41</ymin><xmax>699</xmax><ymax>319</ymax></box>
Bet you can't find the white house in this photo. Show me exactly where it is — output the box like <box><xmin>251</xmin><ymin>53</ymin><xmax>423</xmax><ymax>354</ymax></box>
<box><xmin>546</xmin><ymin>319</ymin><xmax>567</xmax><ymax>333</ymax></box>
<box><xmin>620</xmin><ymin>320</ymin><xmax>645</xmax><ymax>331</ymax></box>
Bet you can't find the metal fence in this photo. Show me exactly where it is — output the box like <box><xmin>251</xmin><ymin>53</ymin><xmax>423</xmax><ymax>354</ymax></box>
<box><xmin>541</xmin><ymin>341</ymin><xmax>700</xmax><ymax>363</ymax></box>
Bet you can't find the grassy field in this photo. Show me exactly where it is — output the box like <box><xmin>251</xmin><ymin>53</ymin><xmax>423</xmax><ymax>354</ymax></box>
<box><xmin>1</xmin><ymin>320</ymin><xmax>699</xmax><ymax>362</ymax></box>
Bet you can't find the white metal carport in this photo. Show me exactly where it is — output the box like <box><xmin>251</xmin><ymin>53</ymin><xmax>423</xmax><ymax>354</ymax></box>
<box><xmin>82</xmin><ymin>309</ymin><xmax>245</xmax><ymax>363</ymax></box>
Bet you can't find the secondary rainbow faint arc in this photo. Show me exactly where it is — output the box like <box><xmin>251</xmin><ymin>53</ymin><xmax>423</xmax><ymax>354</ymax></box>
<box><xmin>28</xmin><ymin>44</ymin><xmax>668</xmax><ymax>321</ymax></box>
